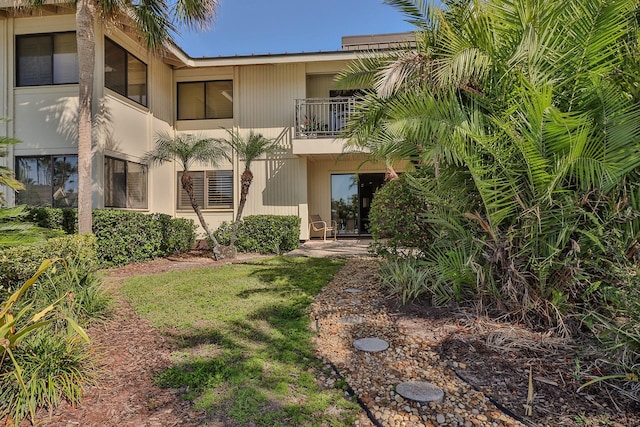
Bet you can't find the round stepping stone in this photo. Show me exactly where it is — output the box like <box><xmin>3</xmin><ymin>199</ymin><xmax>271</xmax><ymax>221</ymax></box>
<box><xmin>344</xmin><ymin>288</ymin><xmax>363</xmax><ymax>294</ymax></box>
<box><xmin>396</xmin><ymin>381</ymin><xmax>444</xmax><ymax>403</ymax></box>
<box><xmin>339</xmin><ymin>315</ymin><xmax>365</xmax><ymax>326</ymax></box>
<box><xmin>353</xmin><ymin>337</ymin><xmax>389</xmax><ymax>352</ymax></box>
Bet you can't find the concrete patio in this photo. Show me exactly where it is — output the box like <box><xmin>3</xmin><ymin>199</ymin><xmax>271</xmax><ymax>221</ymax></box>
<box><xmin>285</xmin><ymin>238</ymin><xmax>373</xmax><ymax>258</ymax></box>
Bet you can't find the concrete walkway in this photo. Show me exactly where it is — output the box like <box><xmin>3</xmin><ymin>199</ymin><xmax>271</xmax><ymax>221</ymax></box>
<box><xmin>285</xmin><ymin>238</ymin><xmax>372</xmax><ymax>258</ymax></box>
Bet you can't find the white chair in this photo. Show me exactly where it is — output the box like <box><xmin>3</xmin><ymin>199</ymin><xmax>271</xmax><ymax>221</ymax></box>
<box><xmin>309</xmin><ymin>214</ymin><xmax>337</xmax><ymax>241</ymax></box>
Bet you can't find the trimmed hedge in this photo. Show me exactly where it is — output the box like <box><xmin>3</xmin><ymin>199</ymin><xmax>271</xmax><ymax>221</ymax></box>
<box><xmin>26</xmin><ymin>208</ymin><xmax>196</xmax><ymax>267</ymax></box>
<box><xmin>215</xmin><ymin>215</ymin><xmax>301</xmax><ymax>254</ymax></box>
<box><xmin>0</xmin><ymin>234</ymin><xmax>97</xmax><ymax>293</ymax></box>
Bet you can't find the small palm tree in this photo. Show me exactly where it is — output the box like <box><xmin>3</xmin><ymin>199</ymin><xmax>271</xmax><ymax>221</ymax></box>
<box><xmin>218</xmin><ymin>129</ymin><xmax>278</xmax><ymax>249</ymax></box>
<box><xmin>144</xmin><ymin>132</ymin><xmax>229</xmax><ymax>260</ymax></box>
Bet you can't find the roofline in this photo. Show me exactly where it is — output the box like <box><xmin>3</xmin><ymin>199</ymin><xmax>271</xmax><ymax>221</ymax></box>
<box><xmin>166</xmin><ymin>46</ymin><xmax>368</xmax><ymax>68</ymax></box>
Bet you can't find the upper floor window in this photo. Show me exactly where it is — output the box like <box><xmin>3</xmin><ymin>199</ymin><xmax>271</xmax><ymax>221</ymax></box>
<box><xmin>177</xmin><ymin>170</ymin><xmax>233</xmax><ymax>210</ymax></box>
<box><xmin>104</xmin><ymin>39</ymin><xmax>147</xmax><ymax>106</ymax></box>
<box><xmin>16</xmin><ymin>32</ymin><xmax>78</xmax><ymax>87</ymax></box>
<box><xmin>177</xmin><ymin>80</ymin><xmax>233</xmax><ymax>120</ymax></box>
<box><xmin>15</xmin><ymin>155</ymin><xmax>78</xmax><ymax>207</ymax></box>
<box><xmin>104</xmin><ymin>156</ymin><xmax>148</xmax><ymax>209</ymax></box>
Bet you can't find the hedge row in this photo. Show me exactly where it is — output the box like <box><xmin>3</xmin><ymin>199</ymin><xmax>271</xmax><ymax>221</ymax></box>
<box><xmin>26</xmin><ymin>208</ymin><xmax>196</xmax><ymax>267</ymax></box>
<box><xmin>214</xmin><ymin>215</ymin><xmax>301</xmax><ymax>254</ymax></box>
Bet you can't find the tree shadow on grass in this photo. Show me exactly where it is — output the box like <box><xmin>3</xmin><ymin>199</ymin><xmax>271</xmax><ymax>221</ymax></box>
<box><xmin>152</xmin><ymin>257</ymin><xmax>358</xmax><ymax>426</ymax></box>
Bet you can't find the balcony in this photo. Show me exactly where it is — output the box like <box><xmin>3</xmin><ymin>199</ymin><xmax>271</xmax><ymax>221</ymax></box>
<box><xmin>294</xmin><ymin>97</ymin><xmax>355</xmax><ymax>139</ymax></box>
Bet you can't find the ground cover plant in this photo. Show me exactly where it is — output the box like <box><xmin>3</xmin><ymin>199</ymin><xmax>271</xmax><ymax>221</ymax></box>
<box><xmin>120</xmin><ymin>257</ymin><xmax>360</xmax><ymax>426</ymax></box>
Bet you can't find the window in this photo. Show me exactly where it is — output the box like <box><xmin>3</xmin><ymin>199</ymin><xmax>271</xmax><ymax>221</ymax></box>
<box><xmin>16</xmin><ymin>33</ymin><xmax>78</xmax><ymax>86</ymax></box>
<box><xmin>104</xmin><ymin>39</ymin><xmax>147</xmax><ymax>106</ymax></box>
<box><xmin>104</xmin><ymin>157</ymin><xmax>148</xmax><ymax>209</ymax></box>
<box><xmin>177</xmin><ymin>170</ymin><xmax>233</xmax><ymax>210</ymax></box>
<box><xmin>177</xmin><ymin>80</ymin><xmax>233</xmax><ymax>120</ymax></box>
<box><xmin>15</xmin><ymin>156</ymin><xmax>78</xmax><ymax>207</ymax></box>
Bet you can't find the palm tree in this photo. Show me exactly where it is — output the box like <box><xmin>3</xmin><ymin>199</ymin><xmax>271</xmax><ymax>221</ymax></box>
<box><xmin>217</xmin><ymin>129</ymin><xmax>278</xmax><ymax>250</ymax></box>
<box><xmin>144</xmin><ymin>132</ymin><xmax>228</xmax><ymax>260</ymax></box>
<box><xmin>24</xmin><ymin>0</ymin><xmax>218</xmax><ymax>235</ymax></box>
<box><xmin>340</xmin><ymin>0</ymin><xmax>640</xmax><ymax>327</ymax></box>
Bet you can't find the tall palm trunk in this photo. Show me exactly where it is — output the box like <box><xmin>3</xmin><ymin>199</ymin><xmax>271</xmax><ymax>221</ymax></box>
<box><xmin>75</xmin><ymin>0</ymin><xmax>95</xmax><ymax>234</ymax></box>
<box><xmin>181</xmin><ymin>172</ymin><xmax>223</xmax><ymax>260</ymax></box>
<box><xmin>230</xmin><ymin>169</ymin><xmax>253</xmax><ymax>248</ymax></box>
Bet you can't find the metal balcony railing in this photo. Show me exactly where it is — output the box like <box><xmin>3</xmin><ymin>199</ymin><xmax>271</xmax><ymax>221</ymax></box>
<box><xmin>294</xmin><ymin>97</ymin><xmax>355</xmax><ymax>139</ymax></box>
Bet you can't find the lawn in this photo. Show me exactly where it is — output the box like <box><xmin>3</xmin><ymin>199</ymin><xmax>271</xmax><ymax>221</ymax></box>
<box><xmin>120</xmin><ymin>256</ymin><xmax>360</xmax><ymax>426</ymax></box>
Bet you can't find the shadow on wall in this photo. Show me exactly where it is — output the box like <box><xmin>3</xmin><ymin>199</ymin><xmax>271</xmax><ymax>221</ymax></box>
<box><xmin>40</xmin><ymin>96</ymin><xmax>122</xmax><ymax>153</ymax></box>
<box><xmin>261</xmin><ymin>128</ymin><xmax>305</xmax><ymax>208</ymax></box>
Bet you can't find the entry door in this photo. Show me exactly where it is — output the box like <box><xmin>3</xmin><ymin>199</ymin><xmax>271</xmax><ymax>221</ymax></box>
<box><xmin>331</xmin><ymin>173</ymin><xmax>385</xmax><ymax>235</ymax></box>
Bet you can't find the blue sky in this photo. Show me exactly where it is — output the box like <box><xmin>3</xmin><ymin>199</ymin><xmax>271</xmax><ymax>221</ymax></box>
<box><xmin>176</xmin><ymin>0</ymin><xmax>417</xmax><ymax>58</ymax></box>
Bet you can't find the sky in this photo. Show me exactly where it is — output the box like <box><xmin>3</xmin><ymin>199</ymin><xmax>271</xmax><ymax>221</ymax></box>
<box><xmin>175</xmin><ymin>0</ymin><xmax>417</xmax><ymax>58</ymax></box>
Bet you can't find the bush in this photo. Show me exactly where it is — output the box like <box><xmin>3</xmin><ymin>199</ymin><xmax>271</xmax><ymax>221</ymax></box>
<box><xmin>0</xmin><ymin>235</ymin><xmax>97</xmax><ymax>295</ymax></box>
<box><xmin>26</xmin><ymin>207</ymin><xmax>77</xmax><ymax>234</ymax></box>
<box><xmin>368</xmin><ymin>170</ymin><xmax>432</xmax><ymax>255</ymax></box>
<box><xmin>378</xmin><ymin>257</ymin><xmax>431</xmax><ymax>305</ymax></box>
<box><xmin>1</xmin><ymin>259</ymin><xmax>92</xmax><ymax>426</ymax></box>
<box><xmin>34</xmin><ymin>258</ymin><xmax>112</xmax><ymax>324</ymax></box>
<box><xmin>154</xmin><ymin>214</ymin><xmax>196</xmax><ymax>255</ymax></box>
<box><xmin>0</xmin><ymin>329</ymin><xmax>90</xmax><ymax>426</ymax></box>
<box><xmin>215</xmin><ymin>215</ymin><xmax>301</xmax><ymax>254</ymax></box>
<box><xmin>25</xmin><ymin>208</ymin><xmax>197</xmax><ymax>267</ymax></box>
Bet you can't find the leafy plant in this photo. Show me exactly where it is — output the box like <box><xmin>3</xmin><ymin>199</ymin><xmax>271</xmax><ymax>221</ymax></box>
<box><xmin>0</xmin><ymin>259</ymin><xmax>90</xmax><ymax>425</ymax></box>
<box><xmin>378</xmin><ymin>257</ymin><xmax>431</xmax><ymax>304</ymax></box>
<box><xmin>214</xmin><ymin>215</ymin><xmax>301</xmax><ymax>254</ymax></box>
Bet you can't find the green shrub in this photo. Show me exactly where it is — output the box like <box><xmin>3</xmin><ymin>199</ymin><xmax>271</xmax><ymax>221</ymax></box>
<box><xmin>92</xmin><ymin>210</ymin><xmax>164</xmax><ymax>266</ymax></box>
<box><xmin>153</xmin><ymin>214</ymin><xmax>196</xmax><ymax>255</ymax></box>
<box><xmin>34</xmin><ymin>258</ymin><xmax>112</xmax><ymax>324</ymax></box>
<box><xmin>25</xmin><ymin>208</ymin><xmax>196</xmax><ymax>267</ymax></box>
<box><xmin>0</xmin><ymin>235</ymin><xmax>97</xmax><ymax>294</ymax></box>
<box><xmin>26</xmin><ymin>207</ymin><xmax>77</xmax><ymax>234</ymax></box>
<box><xmin>369</xmin><ymin>170</ymin><xmax>432</xmax><ymax>255</ymax></box>
<box><xmin>0</xmin><ymin>329</ymin><xmax>90</xmax><ymax>426</ymax></box>
<box><xmin>214</xmin><ymin>215</ymin><xmax>301</xmax><ymax>254</ymax></box>
<box><xmin>1</xmin><ymin>259</ymin><xmax>91</xmax><ymax>426</ymax></box>
<box><xmin>378</xmin><ymin>257</ymin><xmax>431</xmax><ymax>304</ymax></box>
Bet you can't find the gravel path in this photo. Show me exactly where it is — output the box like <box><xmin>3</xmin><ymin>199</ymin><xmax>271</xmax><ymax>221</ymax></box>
<box><xmin>310</xmin><ymin>257</ymin><xmax>525</xmax><ymax>427</ymax></box>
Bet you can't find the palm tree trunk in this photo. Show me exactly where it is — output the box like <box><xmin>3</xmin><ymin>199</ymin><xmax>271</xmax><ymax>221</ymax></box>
<box><xmin>181</xmin><ymin>172</ymin><xmax>223</xmax><ymax>260</ymax></box>
<box><xmin>76</xmin><ymin>0</ymin><xmax>95</xmax><ymax>235</ymax></box>
<box><xmin>230</xmin><ymin>169</ymin><xmax>253</xmax><ymax>248</ymax></box>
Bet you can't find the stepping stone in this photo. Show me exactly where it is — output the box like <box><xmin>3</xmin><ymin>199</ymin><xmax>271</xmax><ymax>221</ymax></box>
<box><xmin>344</xmin><ymin>288</ymin><xmax>363</xmax><ymax>294</ymax></box>
<box><xmin>339</xmin><ymin>315</ymin><xmax>365</xmax><ymax>325</ymax></box>
<box><xmin>353</xmin><ymin>338</ymin><xmax>389</xmax><ymax>352</ymax></box>
<box><xmin>396</xmin><ymin>381</ymin><xmax>444</xmax><ymax>403</ymax></box>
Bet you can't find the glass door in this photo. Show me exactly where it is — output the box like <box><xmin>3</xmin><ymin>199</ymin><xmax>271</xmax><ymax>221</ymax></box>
<box><xmin>331</xmin><ymin>173</ymin><xmax>385</xmax><ymax>235</ymax></box>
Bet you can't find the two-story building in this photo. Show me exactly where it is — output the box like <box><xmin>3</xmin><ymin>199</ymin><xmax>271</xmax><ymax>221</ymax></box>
<box><xmin>0</xmin><ymin>5</ymin><xmax>412</xmax><ymax>239</ymax></box>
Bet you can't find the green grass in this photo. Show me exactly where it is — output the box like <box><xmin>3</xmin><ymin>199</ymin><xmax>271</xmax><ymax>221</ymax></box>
<box><xmin>120</xmin><ymin>256</ymin><xmax>360</xmax><ymax>426</ymax></box>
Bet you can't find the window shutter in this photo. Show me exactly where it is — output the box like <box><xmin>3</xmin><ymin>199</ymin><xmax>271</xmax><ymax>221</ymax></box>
<box><xmin>126</xmin><ymin>163</ymin><xmax>148</xmax><ymax>209</ymax></box>
<box><xmin>206</xmin><ymin>170</ymin><xmax>233</xmax><ymax>209</ymax></box>
<box><xmin>53</xmin><ymin>33</ymin><xmax>78</xmax><ymax>84</ymax></box>
<box><xmin>178</xmin><ymin>171</ymin><xmax>205</xmax><ymax>209</ymax></box>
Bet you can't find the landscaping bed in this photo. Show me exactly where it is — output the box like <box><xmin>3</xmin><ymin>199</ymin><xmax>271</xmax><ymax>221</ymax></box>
<box><xmin>33</xmin><ymin>254</ymin><xmax>640</xmax><ymax>426</ymax></box>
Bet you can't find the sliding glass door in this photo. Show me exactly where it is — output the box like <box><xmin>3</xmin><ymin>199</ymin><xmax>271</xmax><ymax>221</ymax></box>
<box><xmin>330</xmin><ymin>173</ymin><xmax>385</xmax><ymax>235</ymax></box>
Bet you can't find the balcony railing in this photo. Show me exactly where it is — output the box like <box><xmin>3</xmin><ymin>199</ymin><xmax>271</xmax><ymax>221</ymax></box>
<box><xmin>295</xmin><ymin>97</ymin><xmax>355</xmax><ymax>139</ymax></box>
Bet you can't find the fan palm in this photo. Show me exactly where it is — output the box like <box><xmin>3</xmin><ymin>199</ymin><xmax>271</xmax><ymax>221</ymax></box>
<box><xmin>144</xmin><ymin>132</ymin><xmax>228</xmax><ymax>260</ymax></box>
<box><xmin>217</xmin><ymin>129</ymin><xmax>278</xmax><ymax>250</ymax></box>
<box><xmin>21</xmin><ymin>0</ymin><xmax>218</xmax><ymax>234</ymax></box>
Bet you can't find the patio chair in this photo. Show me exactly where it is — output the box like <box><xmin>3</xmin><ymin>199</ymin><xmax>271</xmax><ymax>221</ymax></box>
<box><xmin>309</xmin><ymin>214</ymin><xmax>337</xmax><ymax>241</ymax></box>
